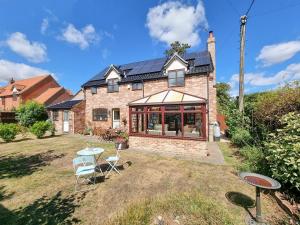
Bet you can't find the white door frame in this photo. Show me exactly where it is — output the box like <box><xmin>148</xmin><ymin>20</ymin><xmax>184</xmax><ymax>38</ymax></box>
<box><xmin>63</xmin><ymin>110</ymin><xmax>69</xmax><ymax>133</ymax></box>
<box><xmin>112</xmin><ymin>108</ymin><xmax>120</xmax><ymax>129</ymax></box>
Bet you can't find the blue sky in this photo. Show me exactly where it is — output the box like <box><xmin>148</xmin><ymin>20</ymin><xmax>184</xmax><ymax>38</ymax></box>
<box><xmin>0</xmin><ymin>0</ymin><xmax>299</xmax><ymax>95</ymax></box>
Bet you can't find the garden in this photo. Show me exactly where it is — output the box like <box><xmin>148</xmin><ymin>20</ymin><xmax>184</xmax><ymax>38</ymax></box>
<box><xmin>216</xmin><ymin>81</ymin><xmax>300</xmax><ymax>221</ymax></box>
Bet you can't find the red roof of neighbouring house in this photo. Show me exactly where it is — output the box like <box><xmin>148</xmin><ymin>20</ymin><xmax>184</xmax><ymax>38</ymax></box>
<box><xmin>34</xmin><ymin>87</ymin><xmax>64</xmax><ymax>104</ymax></box>
<box><xmin>0</xmin><ymin>75</ymin><xmax>50</xmax><ymax>97</ymax></box>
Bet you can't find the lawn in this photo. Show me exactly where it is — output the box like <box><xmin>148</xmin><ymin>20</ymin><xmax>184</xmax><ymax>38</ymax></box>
<box><xmin>0</xmin><ymin>135</ymin><xmax>289</xmax><ymax>225</ymax></box>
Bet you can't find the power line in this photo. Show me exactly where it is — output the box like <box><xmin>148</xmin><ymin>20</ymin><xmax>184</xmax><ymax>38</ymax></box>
<box><xmin>250</xmin><ymin>2</ymin><xmax>300</xmax><ymax>18</ymax></box>
<box><xmin>245</xmin><ymin>0</ymin><xmax>255</xmax><ymax>16</ymax></box>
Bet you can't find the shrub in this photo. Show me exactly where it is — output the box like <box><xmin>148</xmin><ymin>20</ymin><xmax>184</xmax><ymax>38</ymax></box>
<box><xmin>265</xmin><ymin>112</ymin><xmax>300</xmax><ymax>192</ymax></box>
<box><xmin>231</xmin><ymin>127</ymin><xmax>252</xmax><ymax>147</ymax></box>
<box><xmin>16</xmin><ymin>101</ymin><xmax>48</xmax><ymax>127</ymax></box>
<box><xmin>0</xmin><ymin>123</ymin><xmax>18</xmax><ymax>142</ymax></box>
<box><xmin>16</xmin><ymin>124</ymin><xmax>29</xmax><ymax>139</ymax></box>
<box><xmin>239</xmin><ymin>146</ymin><xmax>267</xmax><ymax>173</ymax></box>
<box><xmin>30</xmin><ymin>121</ymin><xmax>51</xmax><ymax>139</ymax></box>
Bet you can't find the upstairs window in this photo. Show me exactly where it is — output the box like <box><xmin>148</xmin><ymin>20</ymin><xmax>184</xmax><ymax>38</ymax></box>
<box><xmin>132</xmin><ymin>82</ymin><xmax>143</xmax><ymax>91</ymax></box>
<box><xmin>107</xmin><ymin>79</ymin><xmax>119</xmax><ymax>93</ymax></box>
<box><xmin>168</xmin><ymin>70</ymin><xmax>185</xmax><ymax>87</ymax></box>
<box><xmin>91</xmin><ymin>86</ymin><xmax>97</xmax><ymax>94</ymax></box>
<box><xmin>13</xmin><ymin>93</ymin><xmax>17</xmax><ymax>101</ymax></box>
<box><xmin>93</xmin><ymin>108</ymin><xmax>108</xmax><ymax>121</ymax></box>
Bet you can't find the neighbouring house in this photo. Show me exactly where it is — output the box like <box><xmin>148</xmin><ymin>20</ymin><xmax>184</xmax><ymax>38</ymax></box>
<box><xmin>47</xmin><ymin>90</ymin><xmax>85</xmax><ymax>134</ymax></box>
<box><xmin>73</xmin><ymin>31</ymin><xmax>216</xmax><ymax>155</ymax></box>
<box><xmin>0</xmin><ymin>75</ymin><xmax>73</xmax><ymax>111</ymax></box>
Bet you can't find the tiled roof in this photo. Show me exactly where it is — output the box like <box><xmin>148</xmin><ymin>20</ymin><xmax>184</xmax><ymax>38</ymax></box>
<box><xmin>82</xmin><ymin>51</ymin><xmax>212</xmax><ymax>88</ymax></box>
<box><xmin>0</xmin><ymin>75</ymin><xmax>50</xmax><ymax>97</ymax></box>
<box><xmin>47</xmin><ymin>100</ymin><xmax>82</xmax><ymax>110</ymax></box>
<box><xmin>34</xmin><ymin>87</ymin><xmax>64</xmax><ymax>104</ymax></box>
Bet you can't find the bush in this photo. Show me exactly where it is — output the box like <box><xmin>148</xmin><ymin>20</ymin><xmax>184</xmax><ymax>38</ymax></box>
<box><xmin>265</xmin><ymin>112</ymin><xmax>300</xmax><ymax>192</ymax></box>
<box><xmin>16</xmin><ymin>101</ymin><xmax>48</xmax><ymax>127</ymax></box>
<box><xmin>30</xmin><ymin>121</ymin><xmax>51</xmax><ymax>139</ymax></box>
<box><xmin>239</xmin><ymin>146</ymin><xmax>267</xmax><ymax>173</ymax></box>
<box><xmin>231</xmin><ymin>127</ymin><xmax>252</xmax><ymax>147</ymax></box>
<box><xmin>0</xmin><ymin>123</ymin><xmax>18</xmax><ymax>142</ymax></box>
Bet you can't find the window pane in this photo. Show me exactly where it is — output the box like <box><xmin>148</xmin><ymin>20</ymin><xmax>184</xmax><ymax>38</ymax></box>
<box><xmin>184</xmin><ymin>105</ymin><xmax>202</xmax><ymax>111</ymax></box>
<box><xmin>91</xmin><ymin>87</ymin><xmax>97</xmax><ymax>94</ymax></box>
<box><xmin>177</xmin><ymin>77</ymin><xmax>184</xmax><ymax>86</ymax></box>
<box><xmin>165</xmin><ymin>105</ymin><xmax>180</xmax><ymax>111</ymax></box>
<box><xmin>146</xmin><ymin>113</ymin><xmax>162</xmax><ymax>135</ymax></box>
<box><xmin>168</xmin><ymin>78</ymin><xmax>177</xmax><ymax>87</ymax></box>
<box><xmin>177</xmin><ymin>70</ymin><xmax>185</xmax><ymax>77</ymax></box>
<box><xmin>131</xmin><ymin>113</ymin><xmax>145</xmax><ymax>133</ymax></box>
<box><xmin>131</xmin><ymin>107</ymin><xmax>143</xmax><ymax>112</ymax></box>
<box><xmin>164</xmin><ymin>113</ymin><xmax>182</xmax><ymax>137</ymax></box>
<box><xmin>183</xmin><ymin>112</ymin><xmax>203</xmax><ymax>138</ymax></box>
<box><xmin>93</xmin><ymin>108</ymin><xmax>108</xmax><ymax>121</ymax></box>
<box><xmin>168</xmin><ymin>71</ymin><xmax>176</xmax><ymax>78</ymax></box>
<box><xmin>148</xmin><ymin>106</ymin><xmax>161</xmax><ymax>111</ymax></box>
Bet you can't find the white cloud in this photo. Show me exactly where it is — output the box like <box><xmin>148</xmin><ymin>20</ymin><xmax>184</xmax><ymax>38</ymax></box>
<box><xmin>59</xmin><ymin>24</ymin><xmax>99</xmax><ymax>49</ymax></box>
<box><xmin>256</xmin><ymin>41</ymin><xmax>300</xmax><ymax>67</ymax></box>
<box><xmin>41</xmin><ymin>18</ymin><xmax>49</xmax><ymax>34</ymax></box>
<box><xmin>146</xmin><ymin>0</ymin><xmax>208</xmax><ymax>47</ymax></box>
<box><xmin>229</xmin><ymin>63</ymin><xmax>300</xmax><ymax>90</ymax></box>
<box><xmin>0</xmin><ymin>59</ymin><xmax>51</xmax><ymax>83</ymax></box>
<box><xmin>101</xmin><ymin>48</ymin><xmax>110</xmax><ymax>59</ymax></box>
<box><xmin>6</xmin><ymin>32</ymin><xmax>47</xmax><ymax>63</ymax></box>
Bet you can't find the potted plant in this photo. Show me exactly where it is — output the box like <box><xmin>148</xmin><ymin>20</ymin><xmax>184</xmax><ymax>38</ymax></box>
<box><xmin>114</xmin><ymin>131</ymin><xmax>129</xmax><ymax>149</ymax></box>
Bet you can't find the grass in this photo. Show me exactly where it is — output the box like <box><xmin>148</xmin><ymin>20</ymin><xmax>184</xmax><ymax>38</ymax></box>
<box><xmin>0</xmin><ymin>134</ymin><xmax>289</xmax><ymax>225</ymax></box>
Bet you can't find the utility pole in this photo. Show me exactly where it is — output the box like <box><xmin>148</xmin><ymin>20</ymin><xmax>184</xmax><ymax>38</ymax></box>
<box><xmin>239</xmin><ymin>15</ymin><xmax>247</xmax><ymax>112</ymax></box>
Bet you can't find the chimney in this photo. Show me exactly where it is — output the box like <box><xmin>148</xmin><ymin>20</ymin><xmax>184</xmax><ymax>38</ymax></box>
<box><xmin>10</xmin><ymin>77</ymin><xmax>15</xmax><ymax>84</ymax></box>
<box><xmin>207</xmin><ymin>31</ymin><xmax>216</xmax><ymax>81</ymax></box>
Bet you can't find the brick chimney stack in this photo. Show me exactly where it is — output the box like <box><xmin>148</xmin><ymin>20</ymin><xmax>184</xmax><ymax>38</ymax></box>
<box><xmin>207</xmin><ymin>31</ymin><xmax>216</xmax><ymax>82</ymax></box>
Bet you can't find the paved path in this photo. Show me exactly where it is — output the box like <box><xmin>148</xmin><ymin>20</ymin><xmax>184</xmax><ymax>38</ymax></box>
<box><xmin>206</xmin><ymin>142</ymin><xmax>225</xmax><ymax>165</ymax></box>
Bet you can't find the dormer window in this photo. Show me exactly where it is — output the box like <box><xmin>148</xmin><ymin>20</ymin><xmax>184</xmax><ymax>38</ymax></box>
<box><xmin>91</xmin><ymin>87</ymin><xmax>97</xmax><ymax>94</ymax></box>
<box><xmin>168</xmin><ymin>69</ymin><xmax>185</xmax><ymax>87</ymax></box>
<box><xmin>107</xmin><ymin>79</ymin><xmax>119</xmax><ymax>93</ymax></box>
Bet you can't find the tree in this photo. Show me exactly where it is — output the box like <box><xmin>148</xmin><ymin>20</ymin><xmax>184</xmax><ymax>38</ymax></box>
<box><xmin>165</xmin><ymin>41</ymin><xmax>191</xmax><ymax>57</ymax></box>
<box><xmin>16</xmin><ymin>101</ymin><xmax>48</xmax><ymax>127</ymax></box>
<box><xmin>216</xmin><ymin>82</ymin><xmax>231</xmax><ymax>114</ymax></box>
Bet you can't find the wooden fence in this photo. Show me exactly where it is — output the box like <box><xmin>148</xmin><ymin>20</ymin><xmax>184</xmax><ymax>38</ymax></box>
<box><xmin>0</xmin><ymin>112</ymin><xmax>17</xmax><ymax>123</ymax></box>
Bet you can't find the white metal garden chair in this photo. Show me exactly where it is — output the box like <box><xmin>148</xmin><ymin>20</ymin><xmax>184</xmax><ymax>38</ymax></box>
<box><xmin>73</xmin><ymin>155</ymin><xmax>96</xmax><ymax>192</ymax></box>
<box><xmin>105</xmin><ymin>144</ymin><xmax>122</xmax><ymax>177</ymax></box>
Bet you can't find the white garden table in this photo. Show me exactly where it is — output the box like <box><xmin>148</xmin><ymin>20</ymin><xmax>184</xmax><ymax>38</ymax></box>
<box><xmin>77</xmin><ymin>147</ymin><xmax>105</xmax><ymax>174</ymax></box>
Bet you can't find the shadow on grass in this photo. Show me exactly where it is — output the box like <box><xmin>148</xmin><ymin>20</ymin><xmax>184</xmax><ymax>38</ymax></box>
<box><xmin>0</xmin><ymin>186</ymin><xmax>83</xmax><ymax>225</ymax></box>
<box><xmin>226</xmin><ymin>191</ymin><xmax>255</xmax><ymax>219</ymax></box>
<box><xmin>0</xmin><ymin>150</ymin><xmax>65</xmax><ymax>179</ymax></box>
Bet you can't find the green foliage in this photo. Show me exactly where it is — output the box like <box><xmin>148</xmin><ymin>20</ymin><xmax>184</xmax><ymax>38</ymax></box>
<box><xmin>254</xmin><ymin>82</ymin><xmax>300</xmax><ymax>131</ymax></box>
<box><xmin>30</xmin><ymin>121</ymin><xmax>51</xmax><ymax>139</ymax></box>
<box><xmin>239</xmin><ymin>146</ymin><xmax>267</xmax><ymax>173</ymax></box>
<box><xmin>216</xmin><ymin>82</ymin><xmax>232</xmax><ymax>114</ymax></box>
<box><xmin>16</xmin><ymin>101</ymin><xmax>48</xmax><ymax>127</ymax></box>
<box><xmin>231</xmin><ymin>127</ymin><xmax>252</xmax><ymax>147</ymax></box>
<box><xmin>0</xmin><ymin>123</ymin><xmax>18</xmax><ymax>142</ymax></box>
<box><xmin>265</xmin><ymin>112</ymin><xmax>300</xmax><ymax>191</ymax></box>
<box><xmin>165</xmin><ymin>41</ymin><xmax>191</xmax><ymax>56</ymax></box>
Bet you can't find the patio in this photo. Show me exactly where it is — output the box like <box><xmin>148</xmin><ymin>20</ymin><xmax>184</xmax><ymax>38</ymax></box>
<box><xmin>0</xmin><ymin>135</ymin><xmax>288</xmax><ymax>225</ymax></box>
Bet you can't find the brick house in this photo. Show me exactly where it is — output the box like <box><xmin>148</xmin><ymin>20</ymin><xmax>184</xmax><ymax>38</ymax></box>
<box><xmin>0</xmin><ymin>75</ymin><xmax>72</xmax><ymax>111</ymax></box>
<box><xmin>79</xmin><ymin>32</ymin><xmax>217</xmax><ymax>155</ymax></box>
<box><xmin>47</xmin><ymin>90</ymin><xmax>85</xmax><ymax>134</ymax></box>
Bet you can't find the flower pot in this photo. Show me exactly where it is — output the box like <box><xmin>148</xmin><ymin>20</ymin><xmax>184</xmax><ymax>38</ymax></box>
<box><xmin>115</xmin><ymin>141</ymin><xmax>128</xmax><ymax>149</ymax></box>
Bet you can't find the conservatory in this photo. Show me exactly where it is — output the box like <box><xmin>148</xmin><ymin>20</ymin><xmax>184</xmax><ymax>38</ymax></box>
<box><xmin>128</xmin><ymin>90</ymin><xmax>207</xmax><ymax>140</ymax></box>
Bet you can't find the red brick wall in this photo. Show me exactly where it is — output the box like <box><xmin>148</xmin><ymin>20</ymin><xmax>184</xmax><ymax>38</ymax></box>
<box><xmin>85</xmin><ymin>74</ymin><xmax>216</xmax><ymax>140</ymax></box>
<box><xmin>72</xmin><ymin>100</ymin><xmax>86</xmax><ymax>134</ymax></box>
